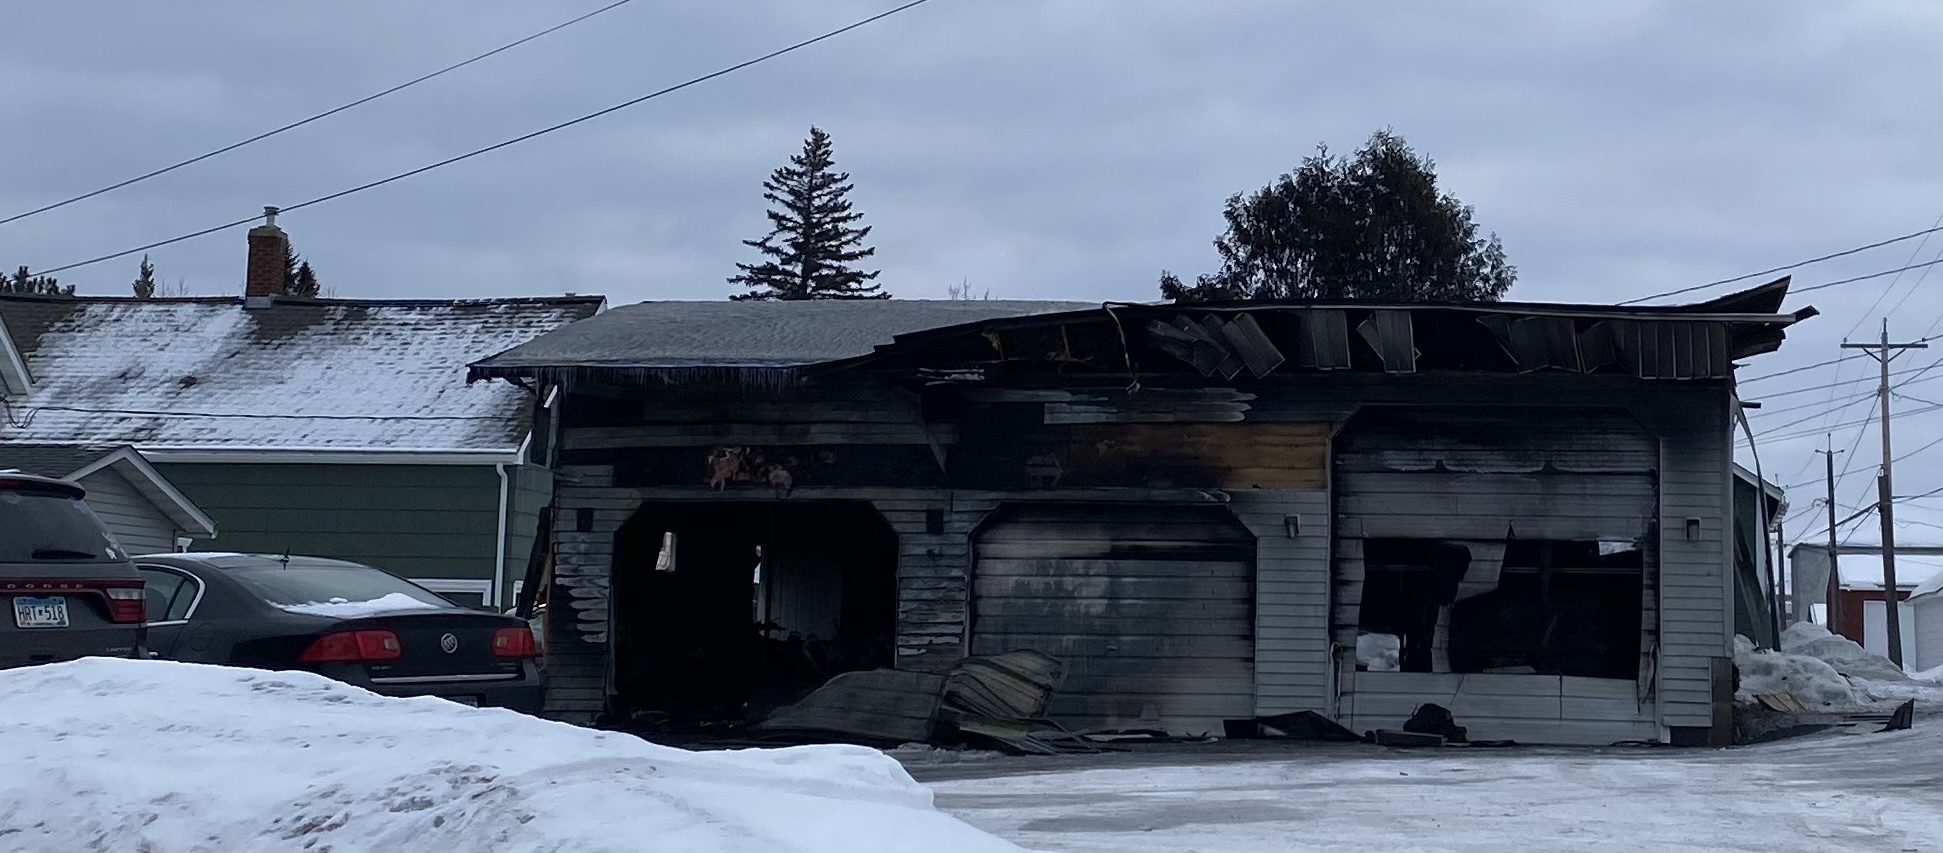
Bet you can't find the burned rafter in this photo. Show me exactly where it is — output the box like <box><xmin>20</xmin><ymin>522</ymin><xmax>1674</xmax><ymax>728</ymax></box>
<box><xmin>1145</xmin><ymin>313</ymin><xmax>1287</xmax><ymax>379</ymax></box>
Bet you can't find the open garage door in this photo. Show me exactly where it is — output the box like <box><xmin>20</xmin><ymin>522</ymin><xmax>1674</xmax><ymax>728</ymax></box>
<box><xmin>971</xmin><ymin>504</ymin><xmax>1255</xmax><ymax>734</ymax></box>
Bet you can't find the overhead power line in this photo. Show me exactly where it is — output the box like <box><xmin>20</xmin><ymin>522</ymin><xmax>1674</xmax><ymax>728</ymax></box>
<box><xmin>1745</xmin><ymin>360</ymin><xmax>1939</xmax><ymax>404</ymax></box>
<box><xmin>1792</xmin><ymin>260</ymin><xmax>1943</xmax><ymax>295</ymax></box>
<box><xmin>0</xmin><ymin>0</ymin><xmax>638</xmax><ymax>228</ymax></box>
<box><xmin>1840</xmin><ymin>217</ymin><xmax>1939</xmax><ymax>339</ymax></box>
<box><xmin>1739</xmin><ymin>352</ymin><xmax>1872</xmax><ymax>385</ymax></box>
<box><xmin>1617</xmin><ymin>226</ymin><xmax>1943</xmax><ymax>305</ymax></box>
<box><xmin>1744</xmin><ymin>400</ymin><xmax>1938</xmax><ymax>445</ymax></box>
<box><xmin>29</xmin><ymin>0</ymin><xmax>939</xmax><ymax>278</ymax></box>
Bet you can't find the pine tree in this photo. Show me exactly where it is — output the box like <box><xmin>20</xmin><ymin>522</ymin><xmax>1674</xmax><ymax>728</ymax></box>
<box><xmin>282</xmin><ymin>244</ymin><xmax>321</xmax><ymax>298</ymax></box>
<box><xmin>132</xmin><ymin>254</ymin><xmax>158</xmax><ymax>298</ymax></box>
<box><xmin>0</xmin><ymin>265</ymin><xmax>74</xmax><ymax>296</ymax></box>
<box><xmin>729</xmin><ymin>127</ymin><xmax>886</xmax><ymax>300</ymax></box>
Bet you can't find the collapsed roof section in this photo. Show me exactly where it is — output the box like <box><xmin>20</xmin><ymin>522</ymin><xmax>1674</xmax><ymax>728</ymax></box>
<box><xmin>468</xmin><ymin>278</ymin><xmax>1810</xmax><ymax>388</ymax></box>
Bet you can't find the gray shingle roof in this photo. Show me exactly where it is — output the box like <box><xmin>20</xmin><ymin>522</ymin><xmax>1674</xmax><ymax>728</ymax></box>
<box><xmin>1</xmin><ymin>294</ymin><xmax>602</xmax><ymax>451</ymax></box>
<box><xmin>468</xmin><ymin>299</ymin><xmax>1096</xmax><ymax>375</ymax></box>
<box><xmin>0</xmin><ymin>444</ymin><xmax>116</xmax><ymax>477</ymax></box>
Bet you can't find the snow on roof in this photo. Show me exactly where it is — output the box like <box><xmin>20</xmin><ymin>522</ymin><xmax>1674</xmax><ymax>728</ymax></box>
<box><xmin>0</xmin><ymin>658</ymin><xmax>1012</xmax><ymax>852</ymax></box>
<box><xmin>0</xmin><ymin>295</ymin><xmax>600</xmax><ymax>451</ymax></box>
<box><xmin>1912</xmin><ymin>570</ymin><xmax>1943</xmax><ymax>600</ymax></box>
<box><xmin>1836</xmin><ymin>552</ymin><xmax>1943</xmax><ymax>591</ymax></box>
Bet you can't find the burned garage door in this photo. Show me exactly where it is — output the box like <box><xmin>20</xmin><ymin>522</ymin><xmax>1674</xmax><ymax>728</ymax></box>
<box><xmin>971</xmin><ymin>504</ymin><xmax>1255</xmax><ymax>734</ymax></box>
<box><xmin>1334</xmin><ymin>406</ymin><xmax>1662</xmax><ymax>743</ymax></box>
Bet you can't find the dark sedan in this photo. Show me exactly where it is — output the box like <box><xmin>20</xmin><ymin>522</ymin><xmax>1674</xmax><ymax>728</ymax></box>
<box><xmin>134</xmin><ymin>553</ymin><xmax>543</xmax><ymax>713</ymax></box>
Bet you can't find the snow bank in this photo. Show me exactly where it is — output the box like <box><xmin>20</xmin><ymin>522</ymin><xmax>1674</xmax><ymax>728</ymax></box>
<box><xmin>1781</xmin><ymin>622</ymin><xmax>1911</xmax><ymax>684</ymax></box>
<box><xmin>1733</xmin><ymin>635</ymin><xmax>1860</xmax><ymax>710</ymax></box>
<box><xmin>276</xmin><ymin>592</ymin><xmax>446</xmax><ymax>618</ymax></box>
<box><xmin>0</xmin><ymin>659</ymin><xmax>1014</xmax><ymax>853</ymax></box>
<box><xmin>1913</xmin><ymin>665</ymin><xmax>1943</xmax><ymax>683</ymax></box>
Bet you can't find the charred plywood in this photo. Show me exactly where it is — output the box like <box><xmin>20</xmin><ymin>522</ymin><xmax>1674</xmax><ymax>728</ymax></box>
<box><xmin>952</xmin><ymin>418</ymin><xmax>1329</xmax><ymax>491</ymax></box>
<box><xmin>971</xmin><ymin>504</ymin><xmax>1257</xmax><ymax>734</ymax></box>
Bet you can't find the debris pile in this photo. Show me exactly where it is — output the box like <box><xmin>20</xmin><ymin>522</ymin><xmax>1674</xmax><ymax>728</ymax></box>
<box><xmin>1733</xmin><ymin>634</ymin><xmax>1861</xmax><ymax>711</ymax></box>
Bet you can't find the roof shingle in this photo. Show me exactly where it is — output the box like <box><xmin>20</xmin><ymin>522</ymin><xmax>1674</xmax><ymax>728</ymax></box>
<box><xmin>0</xmin><ymin>294</ymin><xmax>601</xmax><ymax>451</ymax></box>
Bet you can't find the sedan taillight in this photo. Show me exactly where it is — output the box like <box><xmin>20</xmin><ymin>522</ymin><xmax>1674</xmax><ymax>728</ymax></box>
<box><xmin>491</xmin><ymin>626</ymin><xmax>537</xmax><ymax>658</ymax></box>
<box><xmin>300</xmin><ymin>629</ymin><xmax>403</xmax><ymax>663</ymax></box>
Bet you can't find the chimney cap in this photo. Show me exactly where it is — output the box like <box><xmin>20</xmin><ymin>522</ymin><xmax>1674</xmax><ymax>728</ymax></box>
<box><xmin>262</xmin><ymin>206</ymin><xmax>279</xmax><ymax>227</ymax></box>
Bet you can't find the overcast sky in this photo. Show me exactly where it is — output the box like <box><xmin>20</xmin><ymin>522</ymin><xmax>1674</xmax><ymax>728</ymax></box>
<box><xmin>1</xmin><ymin>1</ymin><xmax>1938</xmax><ymax>544</ymax></box>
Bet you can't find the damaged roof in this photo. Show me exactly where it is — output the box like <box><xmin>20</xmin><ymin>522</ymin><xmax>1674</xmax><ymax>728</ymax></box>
<box><xmin>0</xmin><ymin>294</ymin><xmax>602</xmax><ymax>452</ymax></box>
<box><xmin>468</xmin><ymin>299</ymin><xmax>1093</xmax><ymax>381</ymax></box>
<box><xmin>468</xmin><ymin>280</ymin><xmax>1808</xmax><ymax>386</ymax></box>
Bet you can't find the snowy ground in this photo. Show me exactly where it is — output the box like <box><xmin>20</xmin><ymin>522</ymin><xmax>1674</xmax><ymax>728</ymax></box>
<box><xmin>0</xmin><ymin>659</ymin><xmax>1012</xmax><ymax>853</ymax></box>
<box><xmin>910</xmin><ymin>720</ymin><xmax>1943</xmax><ymax>852</ymax></box>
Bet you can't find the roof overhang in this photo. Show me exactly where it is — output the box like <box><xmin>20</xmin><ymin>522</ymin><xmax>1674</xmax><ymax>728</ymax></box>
<box><xmin>68</xmin><ymin>447</ymin><xmax>217</xmax><ymax>538</ymax></box>
<box><xmin>136</xmin><ymin>446</ymin><xmax>524</xmax><ymax>466</ymax></box>
<box><xmin>0</xmin><ymin>320</ymin><xmax>32</xmax><ymax>396</ymax></box>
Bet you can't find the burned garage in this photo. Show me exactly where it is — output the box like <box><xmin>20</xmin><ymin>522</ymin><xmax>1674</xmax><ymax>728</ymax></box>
<box><xmin>469</xmin><ymin>280</ymin><xmax>1809</xmax><ymax>746</ymax></box>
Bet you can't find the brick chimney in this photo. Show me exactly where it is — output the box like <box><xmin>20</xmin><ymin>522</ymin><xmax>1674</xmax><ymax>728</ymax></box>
<box><xmin>244</xmin><ymin>206</ymin><xmax>286</xmax><ymax>303</ymax></box>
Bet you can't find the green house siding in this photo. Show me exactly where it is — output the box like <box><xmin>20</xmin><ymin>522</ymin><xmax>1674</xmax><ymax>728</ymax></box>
<box><xmin>156</xmin><ymin>463</ymin><xmax>503</xmax><ymax>585</ymax></box>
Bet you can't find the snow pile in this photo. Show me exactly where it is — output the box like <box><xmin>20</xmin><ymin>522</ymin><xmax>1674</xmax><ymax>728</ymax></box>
<box><xmin>0</xmin><ymin>659</ymin><xmax>1014</xmax><ymax>853</ymax></box>
<box><xmin>1357</xmin><ymin>632</ymin><xmax>1401</xmax><ymax>671</ymax></box>
<box><xmin>1733</xmin><ymin>635</ymin><xmax>1860</xmax><ymax>710</ymax></box>
<box><xmin>276</xmin><ymin>592</ymin><xmax>446</xmax><ymax>618</ymax></box>
<box><xmin>1913</xmin><ymin>664</ymin><xmax>1943</xmax><ymax>683</ymax></box>
<box><xmin>1781</xmin><ymin>622</ymin><xmax>1911</xmax><ymax>684</ymax></box>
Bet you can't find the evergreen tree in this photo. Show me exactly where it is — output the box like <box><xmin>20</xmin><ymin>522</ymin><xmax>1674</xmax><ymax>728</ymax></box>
<box><xmin>0</xmin><ymin>265</ymin><xmax>74</xmax><ymax>296</ymax></box>
<box><xmin>729</xmin><ymin>127</ymin><xmax>886</xmax><ymax>300</ymax></box>
<box><xmin>132</xmin><ymin>254</ymin><xmax>158</xmax><ymax>298</ymax></box>
<box><xmin>282</xmin><ymin>244</ymin><xmax>321</xmax><ymax>298</ymax></box>
<box><xmin>1161</xmin><ymin>130</ymin><xmax>1514</xmax><ymax>303</ymax></box>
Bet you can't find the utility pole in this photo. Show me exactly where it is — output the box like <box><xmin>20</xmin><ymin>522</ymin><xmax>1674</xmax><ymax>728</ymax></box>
<box><xmin>1820</xmin><ymin>443</ymin><xmax>1842</xmax><ymax>633</ymax></box>
<box><xmin>1841</xmin><ymin>320</ymin><xmax>1927</xmax><ymax>667</ymax></box>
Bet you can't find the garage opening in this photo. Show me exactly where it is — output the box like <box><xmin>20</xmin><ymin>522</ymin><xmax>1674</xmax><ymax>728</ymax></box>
<box><xmin>1357</xmin><ymin>537</ymin><xmax>1642</xmax><ymax>678</ymax></box>
<box><xmin>609</xmin><ymin>501</ymin><xmax>896</xmax><ymax>725</ymax></box>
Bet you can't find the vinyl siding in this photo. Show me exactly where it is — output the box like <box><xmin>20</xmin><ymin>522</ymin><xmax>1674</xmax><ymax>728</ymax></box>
<box><xmin>77</xmin><ymin>468</ymin><xmax>177</xmax><ymax>555</ymax></box>
<box><xmin>501</xmin><ymin>463</ymin><xmax>554</xmax><ymax>609</ymax></box>
<box><xmin>155</xmin><ymin>463</ymin><xmax>501</xmax><ymax>583</ymax></box>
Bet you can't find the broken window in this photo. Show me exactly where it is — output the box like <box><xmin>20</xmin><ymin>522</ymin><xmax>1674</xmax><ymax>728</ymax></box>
<box><xmin>1358</xmin><ymin>537</ymin><xmax>1643</xmax><ymax>679</ymax></box>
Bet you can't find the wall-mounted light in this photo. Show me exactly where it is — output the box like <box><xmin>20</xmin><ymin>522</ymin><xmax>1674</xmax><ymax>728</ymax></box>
<box><xmin>1685</xmin><ymin>518</ymin><xmax>1701</xmax><ymax>541</ymax></box>
<box><xmin>1284</xmin><ymin>515</ymin><xmax>1301</xmax><ymax>539</ymax></box>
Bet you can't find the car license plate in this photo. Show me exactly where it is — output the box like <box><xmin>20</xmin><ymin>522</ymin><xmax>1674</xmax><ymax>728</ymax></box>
<box><xmin>13</xmin><ymin>596</ymin><xmax>70</xmax><ymax>628</ymax></box>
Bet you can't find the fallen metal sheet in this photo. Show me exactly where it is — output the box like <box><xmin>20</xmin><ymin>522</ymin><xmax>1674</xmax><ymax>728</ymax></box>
<box><xmin>1755</xmin><ymin>692</ymin><xmax>1808</xmax><ymax>714</ymax></box>
<box><xmin>952</xmin><ymin>717</ymin><xmax>1105</xmax><ymax>755</ymax></box>
<box><xmin>752</xmin><ymin>668</ymin><xmax>946</xmax><ymax>745</ymax></box>
<box><xmin>1225</xmin><ymin>711</ymin><xmax>1362</xmax><ymax>742</ymax></box>
<box><xmin>1371</xmin><ymin>729</ymin><xmax>1445</xmax><ymax>748</ymax></box>
<box><xmin>942</xmin><ymin>650</ymin><xmax>1065</xmax><ymax>721</ymax></box>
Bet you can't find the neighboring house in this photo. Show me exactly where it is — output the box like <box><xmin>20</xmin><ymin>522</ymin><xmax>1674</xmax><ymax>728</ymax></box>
<box><xmin>470</xmin><ymin>279</ymin><xmax>1811</xmax><ymax>745</ymax></box>
<box><xmin>1906</xmin><ymin>572</ymin><xmax>1942</xmax><ymax>673</ymax></box>
<box><xmin>1789</xmin><ymin>543</ymin><xmax>1943</xmax><ymax>662</ymax></box>
<box><xmin>0</xmin><ymin>444</ymin><xmax>215</xmax><ymax>554</ymax></box>
<box><xmin>0</xmin><ymin>214</ymin><xmax>603</xmax><ymax>609</ymax></box>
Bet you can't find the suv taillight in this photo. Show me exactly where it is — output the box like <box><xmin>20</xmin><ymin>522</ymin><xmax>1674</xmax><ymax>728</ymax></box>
<box><xmin>300</xmin><ymin>629</ymin><xmax>402</xmax><ymax>663</ymax></box>
<box><xmin>492</xmin><ymin>626</ymin><xmax>537</xmax><ymax>658</ymax></box>
<box><xmin>100</xmin><ymin>584</ymin><xmax>145</xmax><ymax>624</ymax></box>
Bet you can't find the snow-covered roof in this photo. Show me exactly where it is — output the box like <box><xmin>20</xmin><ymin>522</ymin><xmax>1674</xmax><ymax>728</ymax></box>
<box><xmin>0</xmin><ymin>294</ymin><xmax>601</xmax><ymax>453</ymax></box>
<box><xmin>1836</xmin><ymin>552</ymin><xmax>1943</xmax><ymax>592</ymax></box>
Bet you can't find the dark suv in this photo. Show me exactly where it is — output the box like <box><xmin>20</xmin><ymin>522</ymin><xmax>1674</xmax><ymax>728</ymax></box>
<box><xmin>0</xmin><ymin>473</ymin><xmax>146</xmax><ymax>668</ymax></box>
